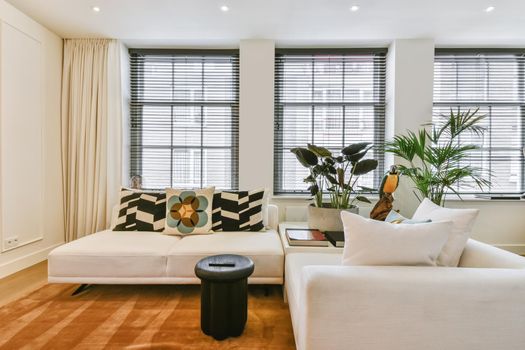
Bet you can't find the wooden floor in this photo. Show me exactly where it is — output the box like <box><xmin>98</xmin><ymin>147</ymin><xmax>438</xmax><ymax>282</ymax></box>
<box><xmin>0</xmin><ymin>261</ymin><xmax>296</xmax><ymax>349</ymax></box>
<box><xmin>0</xmin><ymin>260</ymin><xmax>48</xmax><ymax>308</ymax></box>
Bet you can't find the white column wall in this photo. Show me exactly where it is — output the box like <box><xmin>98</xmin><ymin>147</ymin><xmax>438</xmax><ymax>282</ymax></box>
<box><xmin>239</xmin><ymin>39</ymin><xmax>275</xmax><ymax>191</ymax></box>
<box><xmin>385</xmin><ymin>39</ymin><xmax>435</xmax><ymax>217</ymax></box>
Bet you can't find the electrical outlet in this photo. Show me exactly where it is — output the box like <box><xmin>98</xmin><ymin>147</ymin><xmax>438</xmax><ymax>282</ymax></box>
<box><xmin>4</xmin><ymin>236</ymin><xmax>19</xmax><ymax>249</ymax></box>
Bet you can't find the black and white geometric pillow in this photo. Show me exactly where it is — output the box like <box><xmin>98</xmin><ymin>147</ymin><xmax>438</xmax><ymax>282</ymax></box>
<box><xmin>212</xmin><ymin>189</ymin><xmax>265</xmax><ymax>232</ymax></box>
<box><xmin>113</xmin><ymin>188</ymin><xmax>166</xmax><ymax>232</ymax></box>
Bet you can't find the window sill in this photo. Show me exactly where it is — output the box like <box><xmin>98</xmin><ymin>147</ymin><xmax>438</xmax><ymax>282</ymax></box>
<box><xmin>270</xmin><ymin>194</ymin><xmax>380</xmax><ymax>201</ymax></box>
<box><xmin>271</xmin><ymin>193</ymin><xmax>525</xmax><ymax>204</ymax></box>
<box><xmin>443</xmin><ymin>194</ymin><xmax>525</xmax><ymax>203</ymax></box>
<box><xmin>270</xmin><ymin>194</ymin><xmax>311</xmax><ymax>200</ymax></box>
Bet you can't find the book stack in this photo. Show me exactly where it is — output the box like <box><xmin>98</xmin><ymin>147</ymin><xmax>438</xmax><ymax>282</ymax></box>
<box><xmin>285</xmin><ymin>228</ymin><xmax>345</xmax><ymax>247</ymax></box>
<box><xmin>324</xmin><ymin>231</ymin><xmax>345</xmax><ymax>247</ymax></box>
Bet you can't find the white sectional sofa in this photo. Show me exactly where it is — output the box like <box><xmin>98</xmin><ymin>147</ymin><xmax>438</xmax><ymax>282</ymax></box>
<box><xmin>285</xmin><ymin>238</ymin><xmax>525</xmax><ymax>350</ymax></box>
<box><xmin>48</xmin><ymin>204</ymin><xmax>284</xmax><ymax>285</ymax></box>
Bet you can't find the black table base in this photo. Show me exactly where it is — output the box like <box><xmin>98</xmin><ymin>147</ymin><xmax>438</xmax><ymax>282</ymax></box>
<box><xmin>195</xmin><ymin>254</ymin><xmax>255</xmax><ymax>341</ymax></box>
<box><xmin>200</xmin><ymin>278</ymin><xmax>249</xmax><ymax>340</ymax></box>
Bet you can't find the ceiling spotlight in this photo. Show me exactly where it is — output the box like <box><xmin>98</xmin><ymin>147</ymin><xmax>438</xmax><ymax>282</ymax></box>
<box><xmin>350</xmin><ymin>5</ymin><xmax>360</xmax><ymax>12</ymax></box>
<box><xmin>92</xmin><ymin>6</ymin><xmax>101</xmax><ymax>12</ymax></box>
<box><xmin>484</xmin><ymin>6</ymin><xmax>495</xmax><ymax>12</ymax></box>
<box><xmin>220</xmin><ymin>5</ymin><xmax>229</xmax><ymax>12</ymax></box>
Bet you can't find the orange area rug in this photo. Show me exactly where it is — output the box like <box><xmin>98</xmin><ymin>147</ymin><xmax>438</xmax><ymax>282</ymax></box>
<box><xmin>0</xmin><ymin>284</ymin><xmax>295</xmax><ymax>349</ymax></box>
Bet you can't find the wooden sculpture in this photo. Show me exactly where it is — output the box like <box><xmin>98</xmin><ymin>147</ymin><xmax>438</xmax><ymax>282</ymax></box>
<box><xmin>370</xmin><ymin>165</ymin><xmax>399</xmax><ymax>221</ymax></box>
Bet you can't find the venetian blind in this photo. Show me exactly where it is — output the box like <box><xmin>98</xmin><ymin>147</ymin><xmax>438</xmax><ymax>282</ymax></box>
<box><xmin>129</xmin><ymin>49</ymin><xmax>239</xmax><ymax>190</ymax></box>
<box><xmin>434</xmin><ymin>49</ymin><xmax>525</xmax><ymax>194</ymax></box>
<box><xmin>274</xmin><ymin>49</ymin><xmax>387</xmax><ymax>195</ymax></box>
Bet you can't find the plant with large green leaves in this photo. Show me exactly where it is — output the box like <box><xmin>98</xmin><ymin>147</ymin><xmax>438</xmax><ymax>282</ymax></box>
<box><xmin>385</xmin><ymin>108</ymin><xmax>490</xmax><ymax>206</ymax></box>
<box><xmin>290</xmin><ymin>143</ymin><xmax>378</xmax><ymax>209</ymax></box>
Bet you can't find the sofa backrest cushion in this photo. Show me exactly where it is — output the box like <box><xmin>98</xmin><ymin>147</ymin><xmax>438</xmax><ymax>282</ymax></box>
<box><xmin>412</xmin><ymin>198</ymin><xmax>479</xmax><ymax>267</ymax></box>
<box><xmin>163</xmin><ymin>187</ymin><xmax>215</xmax><ymax>235</ymax></box>
<box><xmin>341</xmin><ymin>211</ymin><xmax>451</xmax><ymax>267</ymax></box>
<box><xmin>460</xmin><ymin>239</ymin><xmax>525</xmax><ymax>269</ymax></box>
<box><xmin>113</xmin><ymin>188</ymin><xmax>166</xmax><ymax>232</ymax></box>
<box><xmin>212</xmin><ymin>189</ymin><xmax>265</xmax><ymax>231</ymax></box>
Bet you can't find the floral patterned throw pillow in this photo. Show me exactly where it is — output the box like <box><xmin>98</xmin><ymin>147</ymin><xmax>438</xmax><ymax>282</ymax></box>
<box><xmin>163</xmin><ymin>187</ymin><xmax>215</xmax><ymax>235</ymax></box>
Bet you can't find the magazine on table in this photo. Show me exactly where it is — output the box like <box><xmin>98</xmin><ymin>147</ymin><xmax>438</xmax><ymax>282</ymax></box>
<box><xmin>285</xmin><ymin>228</ymin><xmax>329</xmax><ymax>247</ymax></box>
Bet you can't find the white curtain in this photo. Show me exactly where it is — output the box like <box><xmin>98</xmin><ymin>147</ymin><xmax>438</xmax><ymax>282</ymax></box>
<box><xmin>61</xmin><ymin>39</ymin><xmax>123</xmax><ymax>241</ymax></box>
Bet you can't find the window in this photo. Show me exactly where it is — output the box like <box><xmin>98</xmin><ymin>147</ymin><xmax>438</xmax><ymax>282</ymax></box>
<box><xmin>274</xmin><ymin>49</ymin><xmax>387</xmax><ymax>194</ymax></box>
<box><xmin>129</xmin><ymin>49</ymin><xmax>239</xmax><ymax>190</ymax></box>
<box><xmin>433</xmin><ymin>49</ymin><xmax>525</xmax><ymax>194</ymax></box>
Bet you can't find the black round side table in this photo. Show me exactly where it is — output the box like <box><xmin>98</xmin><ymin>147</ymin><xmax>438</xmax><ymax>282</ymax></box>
<box><xmin>194</xmin><ymin>254</ymin><xmax>254</xmax><ymax>340</ymax></box>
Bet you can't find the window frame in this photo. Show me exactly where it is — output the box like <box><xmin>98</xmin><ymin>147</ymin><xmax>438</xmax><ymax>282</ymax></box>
<box><xmin>129</xmin><ymin>49</ymin><xmax>240</xmax><ymax>190</ymax></box>
<box><xmin>433</xmin><ymin>48</ymin><xmax>525</xmax><ymax>195</ymax></box>
<box><xmin>273</xmin><ymin>48</ymin><xmax>387</xmax><ymax>195</ymax></box>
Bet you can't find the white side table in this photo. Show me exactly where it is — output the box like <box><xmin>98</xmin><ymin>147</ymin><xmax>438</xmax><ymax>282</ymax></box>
<box><xmin>278</xmin><ymin>222</ymin><xmax>344</xmax><ymax>254</ymax></box>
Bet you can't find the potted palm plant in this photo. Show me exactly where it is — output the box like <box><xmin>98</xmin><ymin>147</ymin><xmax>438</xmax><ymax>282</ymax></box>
<box><xmin>291</xmin><ymin>143</ymin><xmax>378</xmax><ymax>231</ymax></box>
<box><xmin>385</xmin><ymin>108</ymin><xmax>490</xmax><ymax>206</ymax></box>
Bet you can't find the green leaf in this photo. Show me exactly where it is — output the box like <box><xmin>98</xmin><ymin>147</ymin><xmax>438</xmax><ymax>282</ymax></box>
<box><xmin>303</xmin><ymin>175</ymin><xmax>316</xmax><ymax>183</ymax></box>
<box><xmin>307</xmin><ymin>144</ymin><xmax>332</xmax><ymax>157</ymax></box>
<box><xmin>342</xmin><ymin>142</ymin><xmax>372</xmax><ymax>156</ymax></box>
<box><xmin>353</xmin><ymin>159</ymin><xmax>378</xmax><ymax>176</ymax></box>
<box><xmin>290</xmin><ymin>148</ymin><xmax>318</xmax><ymax>167</ymax></box>
<box><xmin>324</xmin><ymin>157</ymin><xmax>335</xmax><ymax>165</ymax></box>
<box><xmin>385</xmin><ymin>133</ymin><xmax>419</xmax><ymax>162</ymax></box>
<box><xmin>346</xmin><ymin>150</ymin><xmax>368</xmax><ymax>163</ymax></box>
<box><xmin>355</xmin><ymin>195</ymin><xmax>372</xmax><ymax>204</ymax></box>
<box><xmin>308</xmin><ymin>184</ymin><xmax>319</xmax><ymax>196</ymax></box>
<box><xmin>326</xmin><ymin>174</ymin><xmax>338</xmax><ymax>185</ymax></box>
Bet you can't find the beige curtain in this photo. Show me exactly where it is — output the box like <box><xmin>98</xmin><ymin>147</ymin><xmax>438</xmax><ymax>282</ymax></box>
<box><xmin>61</xmin><ymin>39</ymin><xmax>122</xmax><ymax>241</ymax></box>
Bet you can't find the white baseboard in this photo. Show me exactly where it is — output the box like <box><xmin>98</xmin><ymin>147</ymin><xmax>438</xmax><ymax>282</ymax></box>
<box><xmin>493</xmin><ymin>244</ymin><xmax>525</xmax><ymax>256</ymax></box>
<box><xmin>0</xmin><ymin>243</ymin><xmax>62</xmax><ymax>279</ymax></box>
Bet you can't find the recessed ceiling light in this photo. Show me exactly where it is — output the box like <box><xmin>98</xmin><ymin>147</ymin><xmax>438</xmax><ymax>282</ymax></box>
<box><xmin>220</xmin><ymin>5</ymin><xmax>229</xmax><ymax>12</ymax></box>
<box><xmin>350</xmin><ymin>5</ymin><xmax>360</xmax><ymax>12</ymax></box>
<box><xmin>485</xmin><ymin>6</ymin><xmax>495</xmax><ymax>12</ymax></box>
<box><xmin>92</xmin><ymin>6</ymin><xmax>101</xmax><ymax>12</ymax></box>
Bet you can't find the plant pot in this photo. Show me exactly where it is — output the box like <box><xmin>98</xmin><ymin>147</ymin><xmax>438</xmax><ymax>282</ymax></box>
<box><xmin>307</xmin><ymin>204</ymin><xmax>359</xmax><ymax>232</ymax></box>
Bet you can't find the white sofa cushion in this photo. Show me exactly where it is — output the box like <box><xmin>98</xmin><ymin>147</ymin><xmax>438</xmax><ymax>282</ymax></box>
<box><xmin>166</xmin><ymin>230</ymin><xmax>284</xmax><ymax>279</ymax></box>
<box><xmin>341</xmin><ymin>211</ymin><xmax>451</xmax><ymax>266</ymax></box>
<box><xmin>460</xmin><ymin>239</ymin><xmax>525</xmax><ymax>269</ymax></box>
<box><xmin>285</xmin><ymin>252</ymin><xmax>342</xmax><ymax>348</ymax></box>
<box><xmin>413</xmin><ymin>198</ymin><xmax>479</xmax><ymax>267</ymax></box>
<box><xmin>48</xmin><ymin>230</ymin><xmax>181</xmax><ymax>278</ymax></box>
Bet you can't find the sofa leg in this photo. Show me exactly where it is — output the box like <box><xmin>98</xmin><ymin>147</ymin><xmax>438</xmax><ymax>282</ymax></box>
<box><xmin>264</xmin><ymin>285</ymin><xmax>271</xmax><ymax>297</ymax></box>
<box><xmin>71</xmin><ymin>284</ymin><xmax>91</xmax><ymax>296</ymax></box>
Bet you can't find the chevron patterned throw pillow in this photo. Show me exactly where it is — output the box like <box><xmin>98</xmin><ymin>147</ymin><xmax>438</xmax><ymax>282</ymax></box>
<box><xmin>113</xmin><ymin>188</ymin><xmax>167</xmax><ymax>232</ymax></box>
<box><xmin>212</xmin><ymin>189</ymin><xmax>265</xmax><ymax>232</ymax></box>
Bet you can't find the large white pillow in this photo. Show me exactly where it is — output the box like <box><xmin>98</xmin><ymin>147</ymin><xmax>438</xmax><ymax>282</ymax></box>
<box><xmin>341</xmin><ymin>211</ymin><xmax>451</xmax><ymax>267</ymax></box>
<box><xmin>412</xmin><ymin>198</ymin><xmax>479</xmax><ymax>267</ymax></box>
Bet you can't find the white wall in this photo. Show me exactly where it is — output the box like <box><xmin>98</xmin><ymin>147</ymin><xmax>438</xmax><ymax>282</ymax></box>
<box><xmin>0</xmin><ymin>0</ymin><xmax>64</xmax><ymax>278</ymax></box>
<box><xmin>385</xmin><ymin>39</ymin><xmax>435</xmax><ymax>217</ymax></box>
<box><xmin>239</xmin><ymin>38</ymin><xmax>525</xmax><ymax>254</ymax></box>
<box><xmin>239</xmin><ymin>39</ymin><xmax>275</xmax><ymax>190</ymax></box>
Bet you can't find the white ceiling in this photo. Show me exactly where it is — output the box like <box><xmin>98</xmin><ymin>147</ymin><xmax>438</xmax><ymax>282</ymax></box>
<box><xmin>6</xmin><ymin>0</ymin><xmax>525</xmax><ymax>47</ymax></box>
